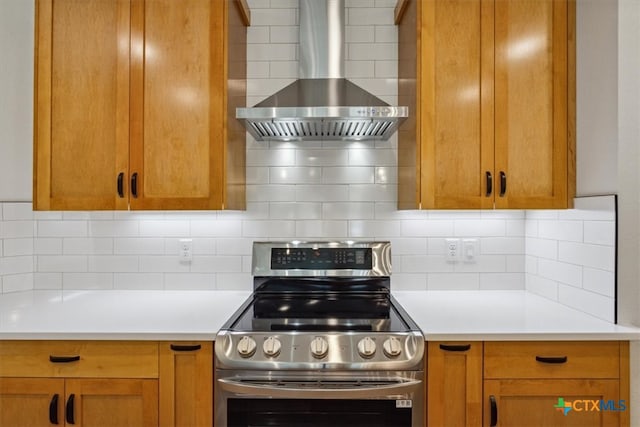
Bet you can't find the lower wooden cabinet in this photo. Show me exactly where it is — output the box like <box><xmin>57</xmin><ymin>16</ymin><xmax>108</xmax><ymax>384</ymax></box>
<box><xmin>427</xmin><ymin>342</ymin><xmax>483</xmax><ymax>427</ymax></box>
<box><xmin>0</xmin><ymin>377</ymin><xmax>157</xmax><ymax>427</ymax></box>
<box><xmin>0</xmin><ymin>340</ymin><xmax>214</xmax><ymax>427</ymax></box>
<box><xmin>484</xmin><ymin>379</ymin><xmax>622</xmax><ymax>427</ymax></box>
<box><xmin>159</xmin><ymin>342</ymin><xmax>213</xmax><ymax>427</ymax></box>
<box><xmin>426</xmin><ymin>341</ymin><xmax>630</xmax><ymax>427</ymax></box>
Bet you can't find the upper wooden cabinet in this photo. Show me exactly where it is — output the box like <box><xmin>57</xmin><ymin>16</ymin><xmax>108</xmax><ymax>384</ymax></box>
<box><xmin>396</xmin><ymin>0</ymin><xmax>575</xmax><ymax>210</ymax></box>
<box><xmin>34</xmin><ymin>0</ymin><xmax>248</xmax><ymax>210</ymax></box>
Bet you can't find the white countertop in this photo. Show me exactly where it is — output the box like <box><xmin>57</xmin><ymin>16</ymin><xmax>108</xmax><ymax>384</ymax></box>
<box><xmin>394</xmin><ymin>290</ymin><xmax>640</xmax><ymax>340</ymax></box>
<box><xmin>0</xmin><ymin>290</ymin><xmax>251</xmax><ymax>340</ymax></box>
<box><xmin>0</xmin><ymin>290</ymin><xmax>638</xmax><ymax>341</ymax></box>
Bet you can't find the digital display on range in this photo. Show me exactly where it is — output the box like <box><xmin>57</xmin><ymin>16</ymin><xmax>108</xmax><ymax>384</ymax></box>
<box><xmin>271</xmin><ymin>248</ymin><xmax>373</xmax><ymax>270</ymax></box>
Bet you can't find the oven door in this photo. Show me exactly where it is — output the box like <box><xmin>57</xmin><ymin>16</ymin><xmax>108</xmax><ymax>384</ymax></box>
<box><xmin>215</xmin><ymin>371</ymin><xmax>424</xmax><ymax>427</ymax></box>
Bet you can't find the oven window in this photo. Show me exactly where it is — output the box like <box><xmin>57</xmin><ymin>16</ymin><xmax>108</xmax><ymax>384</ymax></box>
<box><xmin>227</xmin><ymin>398</ymin><xmax>412</xmax><ymax>427</ymax></box>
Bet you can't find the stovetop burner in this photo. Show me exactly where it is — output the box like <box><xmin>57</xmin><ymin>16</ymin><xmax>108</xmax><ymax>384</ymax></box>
<box><xmin>215</xmin><ymin>242</ymin><xmax>424</xmax><ymax>371</ymax></box>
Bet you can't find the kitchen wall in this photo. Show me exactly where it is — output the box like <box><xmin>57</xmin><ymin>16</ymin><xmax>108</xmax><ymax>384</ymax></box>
<box><xmin>0</xmin><ymin>0</ymin><xmax>616</xmax><ymax>324</ymax></box>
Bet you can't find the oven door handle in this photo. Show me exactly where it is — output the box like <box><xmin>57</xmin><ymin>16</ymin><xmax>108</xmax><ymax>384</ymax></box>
<box><xmin>217</xmin><ymin>378</ymin><xmax>421</xmax><ymax>399</ymax></box>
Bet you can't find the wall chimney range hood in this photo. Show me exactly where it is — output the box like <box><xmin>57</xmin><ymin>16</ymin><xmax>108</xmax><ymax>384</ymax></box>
<box><xmin>236</xmin><ymin>0</ymin><xmax>408</xmax><ymax>141</ymax></box>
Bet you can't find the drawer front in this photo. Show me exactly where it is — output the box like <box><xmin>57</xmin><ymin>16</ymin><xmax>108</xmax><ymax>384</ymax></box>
<box><xmin>484</xmin><ymin>341</ymin><xmax>620</xmax><ymax>379</ymax></box>
<box><xmin>0</xmin><ymin>341</ymin><xmax>158</xmax><ymax>378</ymax></box>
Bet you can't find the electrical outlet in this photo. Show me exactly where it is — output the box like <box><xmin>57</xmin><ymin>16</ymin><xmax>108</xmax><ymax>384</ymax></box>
<box><xmin>179</xmin><ymin>238</ymin><xmax>192</xmax><ymax>263</ymax></box>
<box><xmin>445</xmin><ymin>238</ymin><xmax>460</xmax><ymax>263</ymax></box>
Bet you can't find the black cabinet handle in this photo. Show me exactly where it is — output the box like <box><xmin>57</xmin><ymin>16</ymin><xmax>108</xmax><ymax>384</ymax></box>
<box><xmin>535</xmin><ymin>355</ymin><xmax>568</xmax><ymax>364</ymax></box>
<box><xmin>49</xmin><ymin>355</ymin><xmax>80</xmax><ymax>363</ymax></box>
<box><xmin>117</xmin><ymin>172</ymin><xmax>125</xmax><ymax>198</ymax></box>
<box><xmin>499</xmin><ymin>171</ymin><xmax>507</xmax><ymax>197</ymax></box>
<box><xmin>170</xmin><ymin>344</ymin><xmax>202</xmax><ymax>352</ymax></box>
<box><xmin>485</xmin><ymin>171</ymin><xmax>493</xmax><ymax>197</ymax></box>
<box><xmin>490</xmin><ymin>395</ymin><xmax>498</xmax><ymax>426</ymax></box>
<box><xmin>65</xmin><ymin>394</ymin><xmax>75</xmax><ymax>424</ymax></box>
<box><xmin>131</xmin><ymin>172</ymin><xmax>138</xmax><ymax>198</ymax></box>
<box><xmin>49</xmin><ymin>394</ymin><xmax>59</xmax><ymax>424</ymax></box>
<box><xmin>439</xmin><ymin>344</ymin><xmax>471</xmax><ymax>352</ymax></box>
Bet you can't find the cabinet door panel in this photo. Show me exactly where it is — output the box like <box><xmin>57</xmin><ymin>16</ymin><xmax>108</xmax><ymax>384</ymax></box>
<box><xmin>66</xmin><ymin>378</ymin><xmax>158</xmax><ymax>427</ymax></box>
<box><xmin>484</xmin><ymin>379</ymin><xmax>621</xmax><ymax>427</ymax></box>
<box><xmin>159</xmin><ymin>342</ymin><xmax>213</xmax><ymax>427</ymax></box>
<box><xmin>130</xmin><ymin>0</ymin><xmax>225</xmax><ymax>210</ymax></box>
<box><xmin>428</xmin><ymin>342</ymin><xmax>482</xmax><ymax>427</ymax></box>
<box><xmin>34</xmin><ymin>0</ymin><xmax>130</xmax><ymax>210</ymax></box>
<box><xmin>0</xmin><ymin>378</ymin><xmax>64</xmax><ymax>427</ymax></box>
<box><xmin>419</xmin><ymin>0</ymin><xmax>495</xmax><ymax>209</ymax></box>
<box><xmin>494</xmin><ymin>0</ymin><xmax>569</xmax><ymax>208</ymax></box>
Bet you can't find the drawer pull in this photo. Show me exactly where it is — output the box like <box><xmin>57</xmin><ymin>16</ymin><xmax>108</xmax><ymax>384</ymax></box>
<box><xmin>65</xmin><ymin>394</ymin><xmax>75</xmax><ymax>424</ymax></box>
<box><xmin>439</xmin><ymin>344</ymin><xmax>471</xmax><ymax>352</ymax></box>
<box><xmin>535</xmin><ymin>355</ymin><xmax>568</xmax><ymax>364</ymax></box>
<box><xmin>489</xmin><ymin>395</ymin><xmax>498</xmax><ymax>426</ymax></box>
<box><xmin>170</xmin><ymin>344</ymin><xmax>202</xmax><ymax>352</ymax></box>
<box><xmin>49</xmin><ymin>394</ymin><xmax>59</xmax><ymax>424</ymax></box>
<box><xmin>49</xmin><ymin>355</ymin><xmax>80</xmax><ymax>363</ymax></box>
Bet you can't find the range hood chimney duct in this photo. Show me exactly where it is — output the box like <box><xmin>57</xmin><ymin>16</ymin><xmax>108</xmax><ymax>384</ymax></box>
<box><xmin>236</xmin><ymin>0</ymin><xmax>408</xmax><ymax>142</ymax></box>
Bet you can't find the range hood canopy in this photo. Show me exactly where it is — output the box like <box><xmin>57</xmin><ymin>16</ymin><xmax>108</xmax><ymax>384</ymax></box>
<box><xmin>237</xmin><ymin>0</ymin><xmax>408</xmax><ymax>142</ymax></box>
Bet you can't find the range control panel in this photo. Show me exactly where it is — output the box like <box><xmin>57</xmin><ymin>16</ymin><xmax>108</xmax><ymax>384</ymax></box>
<box><xmin>271</xmin><ymin>247</ymin><xmax>372</xmax><ymax>270</ymax></box>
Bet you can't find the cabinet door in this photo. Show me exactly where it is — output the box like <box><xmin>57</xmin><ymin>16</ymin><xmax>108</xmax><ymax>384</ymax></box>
<box><xmin>493</xmin><ymin>0</ymin><xmax>574</xmax><ymax>209</ymax></box>
<box><xmin>130</xmin><ymin>0</ymin><xmax>227</xmax><ymax>210</ymax></box>
<box><xmin>418</xmin><ymin>0</ymin><xmax>495</xmax><ymax>209</ymax></box>
<box><xmin>65</xmin><ymin>378</ymin><xmax>158</xmax><ymax>427</ymax></box>
<box><xmin>0</xmin><ymin>378</ymin><xmax>64</xmax><ymax>427</ymax></box>
<box><xmin>484</xmin><ymin>379</ymin><xmax>622</xmax><ymax>427</ymax></box>
<box><xmin>428</xmin><ymin>342</ymin><xmax>482</xmax><ymax>427</ymax></box>
<box><xmin>159</xmin><ymin>342</ymin><xmax>213</xmax><ymax>427</ymax></box>
<box><xmin>34</xmin><ymin>0</ymin><xmax>130</xmax><ymax>210</ymax></box>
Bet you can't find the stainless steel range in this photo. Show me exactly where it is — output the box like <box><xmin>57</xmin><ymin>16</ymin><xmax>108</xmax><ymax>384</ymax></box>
<box><xmin>215</xmin><ymin>241</ymin><xmax>425</xmax><ymax>427</ymax></box>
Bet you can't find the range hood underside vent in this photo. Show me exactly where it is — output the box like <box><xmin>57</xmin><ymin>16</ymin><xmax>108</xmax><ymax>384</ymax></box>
<box><xmin>245</xmin><ymin>117</ymin><xmax>400</xmax><ymax>141</ymax></box>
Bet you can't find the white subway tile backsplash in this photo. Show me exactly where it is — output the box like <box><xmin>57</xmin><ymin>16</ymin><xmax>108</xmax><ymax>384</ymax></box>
<box><xmin>34</xmin><ymin>238</ymin><xmax>63</xmax><ymax>255</ymax></box>
<box><xmin>558</xmin><ymin>241</ymin><xmax>615</xmax><ymax>271</ymax></box>
<box><xmin>88</xmin><ymin>256</ymin><xmax>139</xmax><ymax>273</ymax></box>
<box><xmin>391</xmin><ymin>273</ymin><xmax>427</xmax><ymax>290</ymax></box>
<box><xmin>558</xmin><ymin>284</ymin><xmax>614</xmax><ymax>322</ymax></box>
<box><xmin>295</xmin><ymin>220</ymin><xmax>348</xmax><ymax>238</ymax></box>
<box><xmin>537</xmin><ymin>259</ymin><xmax>583</xmax><ymax>288</ymax></box>
<box><xmin>3</xmin><ymin>221</ymin><xmax>35</xmax><ymax>238</ymax></box>
<box><xmin>0</xmin><ymin>4</ymin><xmax>617</xmax><ymax>326</ymax></box>
<box><xmin>3</xmin><ymin>238</ymin><xmax>33</xmax><ymax>256</ymax></box>
<box><xmin>63</xmin><ymin>273</ymin><xmax>113</xmax><ymax>290</ymax></box>
<box><xmin>250</xmin><ymin>8</ymin><xmax>297</xmax><ymax>26</ymax></box>
<box><xmin>538</xmin><ymin>220</ymin><xmax>583</xmax><ymax>242</ymax></box>
<box><xmin>427</xmin><ymin>273</ymin><xmax>479</xmax><ymax>290</ymax></box>
<box><xmin>114</xmin><ymin>273</ymin><xmax>164</xmax><ymax>290</ymax></box>
<box><xmin>582</xmin><ymin>267</ymin><xmax>615</xmax><ymax>297</ymax></box>
<box><xmin>2</xmin><ymin>273</ymin><xmax>33</xmax><ymax>293</ymax></box>
<box><xmin>479</xmin><ymin>273</ymin><xmax>525</xmax><ymax>290</ymax></box>
<box><xmin>37</xmin><ymin>256</ymin><xmax>87</xmax><ymax>273</ymax></box>
<box><xmin>348</xmin><ymin>220</ymin><xmax>401</xmax><ymax>237</ymax></box>
<box><xmin>37</xmin><ymin>221</ymin><xmax>86</xmax><ymax>237</ymax></box>
<box><xmin>584</xmin><ymin>221</ymin><xmax>616</xmax><ymax>245</ymax></box>
<box><xmin>63</xmin><ymin>238</ymin><xmax>113</xmax><ymax>255</ymax></box>
<box><xmin>347</xmin><ymin>7</ymin><xmax>394</xmax><ymax>25</ymax></box>
<box><xmin>346</xmin><ymin>26</ymin><xmax>374</xmax><ymax>43</ymax></box>
<box><xmin>2</xmin><ymin>203</ymin><xmax>33</xmax><ymax>220</ymax></box>
<box><xmin>165</xmin><ymin>273</ymin><xmax>217</xmax><ymax>290</ymax></box>
<box><xmin>114</xmin><ymin>238</ymin><xmax>165</xmax><ymax>255</ymax></box>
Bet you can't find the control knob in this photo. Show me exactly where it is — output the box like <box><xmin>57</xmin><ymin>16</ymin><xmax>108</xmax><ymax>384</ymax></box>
<box><xmin>310</xmin><ymin>337</ymin><xmax>329</xmax><ymax>359</ymax></box>
<box><xmin>383</xmin><ymin>337</ymin><xmax>403</xmax><ymax>358</ymax></box>
<box><xmin>237</xmin><ymin>336</ymin><xmax>257</xmax><ymax>358</ymax></box>
<box><xmin>263</xmin><ymin>336</ymin><xmax>282</xmax><ymax>357</ymax></box>
<box><xmin>357</xmin><ymin>337</ymin><xmax>377</xmax><ymax>358</ymax></box>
